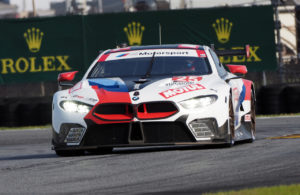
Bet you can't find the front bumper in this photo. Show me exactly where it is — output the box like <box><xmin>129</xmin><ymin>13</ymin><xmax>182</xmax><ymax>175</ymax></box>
<box><xmin>52</xmin><ymin>116</ymin><xmax>229</xmax><ymax>151</ymax></box>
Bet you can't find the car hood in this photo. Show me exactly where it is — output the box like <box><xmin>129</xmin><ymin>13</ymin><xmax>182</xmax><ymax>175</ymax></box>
<box><xmin>67</xmin><ymin>75</ymin><xmax>223</xmax><ymax>105</ymax></box>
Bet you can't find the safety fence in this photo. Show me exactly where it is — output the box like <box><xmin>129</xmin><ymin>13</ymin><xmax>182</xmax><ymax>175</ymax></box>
<box><xmin>0</xmin><ymin>5</ymin><xmax>276</xmax><ymax>85</ymax></box>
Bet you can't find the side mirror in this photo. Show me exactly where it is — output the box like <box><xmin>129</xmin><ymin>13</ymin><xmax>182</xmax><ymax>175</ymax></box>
<box><xmin>226</xmin><ymin>65</ymin><xmax>247</xmax><ymax>75</ymax></box>
<box><xmin>58</xmin><ymin>71</ymin><xmax>78</xmax><ymax>87</ymax></box>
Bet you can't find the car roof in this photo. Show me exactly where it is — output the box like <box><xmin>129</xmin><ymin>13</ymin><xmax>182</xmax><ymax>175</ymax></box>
<box><xmin>105</xmin><ymin>44</ymin><xmax>206</xmax><ymax>54</ymax></box>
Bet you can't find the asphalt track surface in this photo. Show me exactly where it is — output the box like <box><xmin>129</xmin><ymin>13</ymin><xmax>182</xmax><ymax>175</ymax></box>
<box><xmin>0</xmin><ymin>117</ymin><xmax>300</xmax><ymax>194</ymax></box>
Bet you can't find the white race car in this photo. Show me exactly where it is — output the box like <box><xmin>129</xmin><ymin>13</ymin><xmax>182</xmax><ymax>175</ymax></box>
<box><xmin>52</xmin><ymin>44</ymin><xmax>256</xmax><ymax>156</ymax></box>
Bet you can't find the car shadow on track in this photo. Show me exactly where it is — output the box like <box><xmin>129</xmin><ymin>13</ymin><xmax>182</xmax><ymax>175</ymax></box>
<box><xmin>101</xmin><ymin>141</ymin><xmax>252</xmax><ymax>156</ymax></box>
<box><xmin>0</xmin><ymin>153</ymin><xmax>57</xmax><ymax>161</ymax></box>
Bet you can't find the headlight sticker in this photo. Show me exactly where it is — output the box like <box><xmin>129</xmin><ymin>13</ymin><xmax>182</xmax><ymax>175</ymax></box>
<box><xmin>60</xmin><ymin>101</ymin><xmax>92</xmax><ymax>114</ymax></box>
<box><xmin>159</xmin><ymin>83</ymin><xmax>206</xmax><ymax>99</ymax></box>
<box><xmin>179</xmin><ymin>95</ymin><xmax>217</xmax><ymax>109</ymax></box>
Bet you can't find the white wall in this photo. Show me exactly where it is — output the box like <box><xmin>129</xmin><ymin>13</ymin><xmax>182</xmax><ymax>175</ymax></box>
<box><xmin>9</xmin><ymin>0</ymin><xmax>64</xmax><ymax>12</ymax></box>
<box><xmin>279</xmin><ymin>12</ymin><xmax>296</xmax><ymax>51</ymax></box>
<box><xmin>168</xmin><ymin>0</ymin><xmax>270</xmax><ymax>9</ymax></box>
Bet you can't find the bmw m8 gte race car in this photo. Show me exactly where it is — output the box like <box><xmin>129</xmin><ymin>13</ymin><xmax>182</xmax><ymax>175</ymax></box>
<box><xmin>52</xmin><ymin>44</ymin><xmax>256</xmax><ymax>156</ymax></box>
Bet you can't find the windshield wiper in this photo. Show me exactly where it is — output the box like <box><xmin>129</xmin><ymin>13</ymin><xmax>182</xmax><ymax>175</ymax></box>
<box><xmin>134</xmin><ymin>52</ymin><xmax>155</xmax><ymax>84</ymax></box>
<box><xmin>144</xmin><ymin>52</ymin><xmax>156</xmax><ymax>79</ymax></box>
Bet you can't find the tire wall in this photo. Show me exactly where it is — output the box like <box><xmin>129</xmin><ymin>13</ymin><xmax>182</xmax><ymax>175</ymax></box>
<box><xmin>0</xmin><ymin>97</ymin><xmax>52</xmax><ymax>127</ymax></box>
<box><xmin>256</xmin><ymin>85</ymin><xmax>300</xmax><ymax>114</ymax></box>
<box><xmin>1</xmin><ymin>85</ymin><xmax>300</xmax><ymax>126</ymax></box>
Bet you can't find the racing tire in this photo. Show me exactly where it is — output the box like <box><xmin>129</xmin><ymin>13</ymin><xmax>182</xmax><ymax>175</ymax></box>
<box><xmin>247</xmin><ymin>90</ymin><xmax>256</xmax><ymax>143</ymax></box>
<box><xmin>55</xmin><ymin>149</ymin><xmax>85</xmax><ymax>157</ymax></box>
<box><xmin>226</xmin><ymin>95</ymin><xmax>235</xmax><ymax>147</ymax></box>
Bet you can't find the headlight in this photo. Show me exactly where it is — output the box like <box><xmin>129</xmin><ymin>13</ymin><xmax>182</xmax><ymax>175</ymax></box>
<box><xmin>60</xmin><ymin>101</ymin><xmax>93</xmax><ymax>113</ymax></box>
<box><xmin>179</xmin><ymin>95</ymin><xmax>217</xmax><ymax>109</ymax></box>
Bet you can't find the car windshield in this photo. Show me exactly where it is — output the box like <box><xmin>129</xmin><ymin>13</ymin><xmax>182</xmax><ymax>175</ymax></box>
<box><xmin>88</xmin><ymin>56</ymin><xmax>212</xmax><ymax>78</ymax></box>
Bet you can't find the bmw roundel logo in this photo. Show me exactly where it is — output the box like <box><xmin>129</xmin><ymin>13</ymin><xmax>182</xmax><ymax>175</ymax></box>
<box><xmin>132</xmin><ymin>96</ymin><xmax>139</xmax><ymax>101</ymax></box>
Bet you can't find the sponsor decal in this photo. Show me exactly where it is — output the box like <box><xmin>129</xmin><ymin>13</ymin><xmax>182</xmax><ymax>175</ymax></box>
<box><xmin>69</xmin><ymin>82</ymin><xmax>82</xmax><ymax>94</ymax></box>
<box><xmin>165</xmin><ymin>81</ymin><xmax>194</xmax><ymax>87</ymax></box>
<box><xmin>132</xmin><ymin>96</ymin><xmax>139</xmax><ymax>101</ymax></box>
<box><xmin>172</xmin><ymin>76</ymin><xmax>202</xmax><ymax>82</ymax></box>
<box><xmin>72</xmin><ymin>95</ymin><xmax>84</xmax><ymax>99</ymax></box>
<box><xmin>212</xmin><ymin>18</ymin><xmax>233</xmax><ymax>44</ymax></box>
<box><xmin>24</xmin><ymin>27</ymin><xmax>44</xmax><ymax>53</ymax></box>
<box><xmin>117</xmin><ymin>53</ymin><xmax>129</xmax><ymax>57</ymax></box>
<box><xmin>244</xmin><ymin>114</ymin><xmax>251</xmax><ymax>122</ymax></box>
<box><xmin>1</xmin><ymin>27</ymin><xmax>71</xmax><ymax>74</ymax></box>
<box><xmin>212</xmin><ymin>18</ymin><xmax>261</xmax><ymax>63</ymax></box>
<box><xmin>159</xmin><ymin>83</ymin><xmax>206</xmax><ymax>99</ymax></box>
<box><xmin>123</xmin><ymin>21</ymin><xmax>145</xmax><ymax>46</ymax></box>
<box><xmin>139</xmin><ymin>51</ymin><xmax>189</xmax><ymax>56</ymax></box>
<box><xmin>218</xmin><ymin>46</ymin><xmax>261</xmax><ymax>64</ymax></box>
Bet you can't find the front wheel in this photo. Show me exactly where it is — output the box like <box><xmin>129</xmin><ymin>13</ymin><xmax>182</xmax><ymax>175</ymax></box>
<box><xmin>248</xmin><ymin>90</ymin><xmax>256</xmax><ymax>143</ymax></box>
<box><xmin>226</xmin><ymin>95</ymin><xmax>235</xmax><ymax>147</ymax></box>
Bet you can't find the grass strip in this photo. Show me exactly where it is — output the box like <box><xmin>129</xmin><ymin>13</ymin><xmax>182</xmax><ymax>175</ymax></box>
<box><xmin>257</xmin><ymin>113</ymin><xmax>300</xmax><ymax>118</ymax></box>
<box><xmin>204</xmin><ymin>184</ymin><xmax>300</xmax><ymax>195</ymax></box>
<box><xmin>0</xmin><ymin>125</ymin><xmax>51</xmax><ymax>131</ymax></box>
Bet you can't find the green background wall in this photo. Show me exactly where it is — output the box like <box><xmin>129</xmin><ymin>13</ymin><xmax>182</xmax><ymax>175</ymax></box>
<box><xmin>0</xmin><ymin>5</ymin><xmax>276</xmax><ymax>84</ymax></box>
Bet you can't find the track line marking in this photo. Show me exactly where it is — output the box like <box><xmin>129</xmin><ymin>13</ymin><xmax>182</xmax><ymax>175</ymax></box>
<box><xmin>267</xmin><ymin>134</ymin><xmax>300</xmax><ymax>139</ymax></box>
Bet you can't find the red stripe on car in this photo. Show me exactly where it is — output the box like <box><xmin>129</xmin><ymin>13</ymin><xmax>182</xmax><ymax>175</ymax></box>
<box><xmin>242</xmin><ymin>79</ymin><xmax>252</xmax><ymax>101</ymax></box>
<box><xmin>196</xmin><ymin>50</ymin><xmax>207</xmax><ymax>58</ymax></box>
<box><xmin>98</xmin><ymin>54</ymin><xmax>109</xmax><ymax>62</ymax></box>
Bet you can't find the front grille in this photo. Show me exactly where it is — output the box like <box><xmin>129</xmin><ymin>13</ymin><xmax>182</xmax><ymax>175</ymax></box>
<box><xmin>137</xmin><ymin>102</ymin><xmax>178</xmax><ymax>119</ymax></box>
<box><xmin>93</xmin><ymin>103</ymin><xmax>133</xmax><ymax>121</ymax></box>
<box><xmin>92</xmin><ymin>102</ymin><xmax>178</xmax><ymax>121</ymax></box>
<box><xmin>82</xmin><ymin>121</ymin><xmax>195</xmax><ymax>146</ymax></box>
<box><xmin>142</xmin><ymin>122</ymin><xmax>194</xmax><ymax>143</ymax></box>
<box><xmin>83</xmin><ymin>123</ymin><xmax>130</xmax><ymax>146</ymax></box>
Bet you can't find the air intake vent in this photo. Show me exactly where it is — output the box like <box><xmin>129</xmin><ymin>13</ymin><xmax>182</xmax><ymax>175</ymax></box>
<box><xmin>137</xmin><ymin>102</ymin><xmax>178</xmax><ymax>119</ymax></box>
<box><xmin>93</xmin><ymin>103</ymin><xmax>133</xmax><ymax>121</ymax></box>
<box><xmin>93</xmin><ymin>102</ymin><xmax>178</xmax><ymax>121</ymax></box>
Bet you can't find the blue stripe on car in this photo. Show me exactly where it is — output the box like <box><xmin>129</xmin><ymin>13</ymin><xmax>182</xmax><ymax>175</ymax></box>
<box><xmin>235</xmin><ymin>85</ymin><xmax>246</xmax><ymax>126</ymax></box>
<box><xmin>88</xmin><ymin>78</ymin><xmax>128</xmax><ymax>92</ymax></box>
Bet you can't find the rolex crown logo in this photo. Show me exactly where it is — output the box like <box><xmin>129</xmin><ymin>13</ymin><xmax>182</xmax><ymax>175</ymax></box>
<box><xmin>212</xmin><ymin>18</ymin><xmax>233</xmax><ymax>44</ymax></box>
<box><xmin>24</xmin><ymin>27</ymin><xmax>44</xmax><ymax>53</ymax></box>
<box><xmin>123</xmin><ymin>22</ymin><xmax>145</xmax><ymax>46</ymax></box>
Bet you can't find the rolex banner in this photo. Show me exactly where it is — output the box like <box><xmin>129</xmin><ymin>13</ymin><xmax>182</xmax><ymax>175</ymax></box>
<box><xmin>0</xmin><ymin>16</ymin><xmax>84</xmax><ymax>84</ymax></box>
<box><xmin>0</xmin><ymin>6</ymin><xmax>276</xmax><ymax>84</ymax></box>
